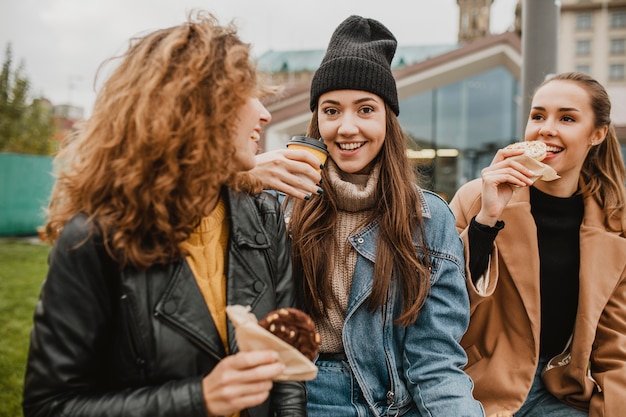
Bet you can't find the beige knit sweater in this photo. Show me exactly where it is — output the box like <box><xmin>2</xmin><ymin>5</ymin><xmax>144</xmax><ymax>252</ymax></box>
<box><xmin>317</xmin><ymin>159</ymin><xmax>380</xmax><ymax>353</ymax></box>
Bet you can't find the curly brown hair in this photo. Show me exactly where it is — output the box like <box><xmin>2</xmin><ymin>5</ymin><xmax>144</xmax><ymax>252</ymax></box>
<box><xmin>46</xmin><ymin>10</ymin><xmax>271</xmax><ymax>269</ymax></box>
<box><xmin>288</xmin><ymin>105</ymin><xmax>431</xmax><ymax>326</ymax></box>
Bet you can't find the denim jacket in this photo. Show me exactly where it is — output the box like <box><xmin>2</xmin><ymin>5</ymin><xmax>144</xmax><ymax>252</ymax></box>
<box><xmin>326</xmin><ymin>189</ymin><xmax>484</xmax><ymax>417</ymax></box>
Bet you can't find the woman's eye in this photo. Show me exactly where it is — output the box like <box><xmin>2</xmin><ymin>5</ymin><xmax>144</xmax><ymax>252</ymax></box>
<box><xmin>359</xmin><ymin>106</ymin><xmax>374</xmax><ymax>114</ymax></box>
<box><xmin>562</xmin><ymin>115</ymin><xmax>575</xmax><ymax>122</ymax></box>
<box><xmin>323</xmin><ymin>108</ymin><xmax>338</xmax><ymax>115</ymax></box>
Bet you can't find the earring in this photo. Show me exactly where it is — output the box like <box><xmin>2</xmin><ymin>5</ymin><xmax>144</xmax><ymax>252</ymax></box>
<box><xmin>591</xmin><ymin>141</ymin><xmax>596</xmax><ymax>146</ymax></box>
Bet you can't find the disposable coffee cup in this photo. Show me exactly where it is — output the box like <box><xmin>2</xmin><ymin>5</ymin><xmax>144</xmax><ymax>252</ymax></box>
<box><xmin>286</xmin><ymin>136</ymin><xmax>328</xmax><ymax>173</ymax></box>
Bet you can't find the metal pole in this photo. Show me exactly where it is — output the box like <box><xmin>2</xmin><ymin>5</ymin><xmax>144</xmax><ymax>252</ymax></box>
<box><xmin>521</xmin><ymin>0</ymin><xmax>560</xmax><ymax>137</ymax></box>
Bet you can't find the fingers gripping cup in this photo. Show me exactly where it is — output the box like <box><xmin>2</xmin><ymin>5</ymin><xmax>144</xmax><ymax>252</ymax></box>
<box><xmin>286</xmin><ymin>136</ymin><xmax>328</xmax><ymax>173</ymax></box>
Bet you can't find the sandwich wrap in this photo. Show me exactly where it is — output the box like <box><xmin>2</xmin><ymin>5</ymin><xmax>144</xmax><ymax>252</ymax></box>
<box><xmin>509</xmin><ymin>154</ymin><xmax>560</xmax><ymax>182</ymax></box>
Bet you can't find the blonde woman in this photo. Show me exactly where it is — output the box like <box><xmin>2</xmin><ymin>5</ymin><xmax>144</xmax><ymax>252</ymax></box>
<box><xmin>450</xmin><ymin>72</ymin><xmax>626</xmax><ymax>417</ymax></box>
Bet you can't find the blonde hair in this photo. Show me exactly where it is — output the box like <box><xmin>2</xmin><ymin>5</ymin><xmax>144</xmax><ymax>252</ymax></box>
<box><xmin>46</xmin><ymin>11</ymin><xmax>271</xmax><ymax>269</ymax></box>
<box><xmin>538</xmin><ymin>72</ymin><xmax>626</xmax><ymax>234</ymax></box>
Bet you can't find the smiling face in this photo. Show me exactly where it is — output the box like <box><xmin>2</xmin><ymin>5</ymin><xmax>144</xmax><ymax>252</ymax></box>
<box><xmin>524</xmin><ymin>79</ymin><xmax>607</xmax><ymax>195</ymax></box>
<box><xmin>233</xmin><ymin>97</ymin><xmax>271</xmax><ymax>171</ymax></box>
<box><xmin>317</xmin><ymin>89</ymin><xmax>387</xmax><ymax>175</ymax></box>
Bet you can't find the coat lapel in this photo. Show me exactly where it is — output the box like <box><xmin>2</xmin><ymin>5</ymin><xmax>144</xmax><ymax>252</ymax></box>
<box><xmin>577</xmin><ymin>198</ymin><xmax>626</xmax><ymax>338</ymax></box>
<box><xmin>154</xmin><ymin>189</ymin><xmax>276</xmax><ymax>359</ymax></box>
<box><xmin>497</xmin><ymin>188</ymin><xmax>626</xmax><ymax>350</ymax></box>
<box><xmin>497</xmin><ymin>188</ymin><xmax>542</xmax><ymax>342</ymax></box>
<box><xmin>154</xmin><ymin>261</ymin><xmax>227</xmax><ymax>360</ymax></box>
<box><xmin>225</xmin><ymin>189</ymin><xmax>272</xmax><ymax>355</ymax></box>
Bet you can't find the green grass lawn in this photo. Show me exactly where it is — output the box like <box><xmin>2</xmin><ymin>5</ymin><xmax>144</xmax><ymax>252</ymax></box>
<box><xmin>0</xmin><ymin>238</ymin><xmax>50</xmax><ymax>417</ymax></box>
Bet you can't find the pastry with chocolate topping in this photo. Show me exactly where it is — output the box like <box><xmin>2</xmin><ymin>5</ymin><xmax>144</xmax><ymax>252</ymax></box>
<box><xmin>258</xmin><ymin>308</ymin><xmax>321</xmax><ymax>361</ymax></box>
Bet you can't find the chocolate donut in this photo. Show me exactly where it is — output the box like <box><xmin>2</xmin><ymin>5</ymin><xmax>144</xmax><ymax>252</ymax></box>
<box><xmin>258</xmin><ymin>308</ymin><xmax>320</xmax><ymax>361</ymax></box>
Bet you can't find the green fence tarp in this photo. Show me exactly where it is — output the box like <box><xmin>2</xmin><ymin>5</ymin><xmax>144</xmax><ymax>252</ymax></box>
<box><xmin>0</xmin><ymin>153</ymin><xmax>54</xmax><ymax>236</ymax></box>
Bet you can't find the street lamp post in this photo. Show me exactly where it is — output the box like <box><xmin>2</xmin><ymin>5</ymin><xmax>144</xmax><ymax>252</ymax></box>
<box><xmin>521</xmin><ymin>0</ymin><xmax>560</xmax><ymax>137</ymax></box>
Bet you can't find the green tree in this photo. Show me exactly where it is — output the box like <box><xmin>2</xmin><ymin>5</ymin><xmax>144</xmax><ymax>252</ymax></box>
<box><xmin>0</xmin><ymin>43</ymin><xmax>55</xmax><ymax>155</ymax></box>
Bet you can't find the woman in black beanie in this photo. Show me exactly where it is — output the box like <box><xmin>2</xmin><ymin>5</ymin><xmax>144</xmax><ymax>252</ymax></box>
<box><xmin>253</xmin><ymin>15</ymin><xmax>484</xmax><ymax>417</ymax></box>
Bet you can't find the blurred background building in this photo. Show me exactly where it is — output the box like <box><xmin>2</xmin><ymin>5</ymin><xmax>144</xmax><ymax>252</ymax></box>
<box><xmin>258</xmin><ymin>0</ymin><xmax>626</xmax><ymax>200</ymax></box>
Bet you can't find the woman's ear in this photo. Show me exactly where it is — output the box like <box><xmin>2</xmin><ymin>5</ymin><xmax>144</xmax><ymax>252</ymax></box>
<box><xmin>591</xmin><ymin>125</ymin><xmax>608</xmax><ymax>146</ymax></box>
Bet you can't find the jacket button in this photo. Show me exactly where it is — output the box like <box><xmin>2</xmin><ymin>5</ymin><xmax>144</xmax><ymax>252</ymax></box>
<box><xmin>163</xmin><ymin>300</ymin><xmax>177</xmax><ymax>314</ymax></box>
<box><xmin>255</xmin><ymin>233</ymin><xmax>266</xmax><ymax>244</ymax></box>
<box><xmin>357</xmin><ymin>237</ymin><xmax>364</xmax><ymax>244</ymax></box>
<box><xmin>253</xmin><ymin>281</ymin><xmax>265</xmax><ymax>293</ymax></box>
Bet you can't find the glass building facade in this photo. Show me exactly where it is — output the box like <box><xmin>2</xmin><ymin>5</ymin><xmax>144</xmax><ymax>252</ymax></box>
<box><xmin>399</xmin><ymin>66</ymin><xmax>520</xmax><ymax>200</ymax></box>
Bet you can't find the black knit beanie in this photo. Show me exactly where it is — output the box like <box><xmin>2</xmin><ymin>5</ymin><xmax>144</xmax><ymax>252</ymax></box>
<box><xmin>309</xmin><ymin>15</ymin><xmax>399</xmax><ymax>116</ymax></box>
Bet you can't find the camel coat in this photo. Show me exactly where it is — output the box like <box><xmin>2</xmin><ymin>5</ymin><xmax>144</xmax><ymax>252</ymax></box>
<box><xmin>449</xmin><ymin>179</ymin><xmax>626</xmax><ymax>417</ymax></box>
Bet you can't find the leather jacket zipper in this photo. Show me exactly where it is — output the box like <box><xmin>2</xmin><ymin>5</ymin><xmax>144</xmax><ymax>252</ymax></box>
<box><xmin>120</xmin><ymin>293</ymin><xmax>147</xmax><ymax>375</ymax></box>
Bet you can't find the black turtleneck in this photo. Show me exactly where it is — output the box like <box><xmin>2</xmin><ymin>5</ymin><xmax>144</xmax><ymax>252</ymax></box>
<box><xmin>468</xmin><ymin>186</ymin><xmax>584</xmax><ymax>358</ymax></box>
<box><xmin>530</xmin><ymin>186</ymin><xmax>584</xmax><ymax>358</ymax></box>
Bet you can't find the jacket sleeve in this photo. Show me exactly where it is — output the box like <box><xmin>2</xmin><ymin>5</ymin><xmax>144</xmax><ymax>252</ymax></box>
<box><xmin>449</xmin><ymin>181</ymin><xmax>500</xmax><ymax>310</ymax></box>
<box><xmin>403</xmin><ymin>197</ymin><xmax>484</xmax><ymax>417</ymax></box>
<box><xmin>260</xmin><ymin>193</ymin><xmax>308</xmax><ymax>416</ymax></box>
<box><xmin>22</xmin><ymin>215</ymin><xmax>207</xmax><ymax>417</ymax></box>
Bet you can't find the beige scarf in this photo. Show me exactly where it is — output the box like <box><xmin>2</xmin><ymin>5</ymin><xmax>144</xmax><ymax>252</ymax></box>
<box><xmin>317</xmin><ymin>159</ymin><xmax>380</xmax><ymax>353</ymax></box>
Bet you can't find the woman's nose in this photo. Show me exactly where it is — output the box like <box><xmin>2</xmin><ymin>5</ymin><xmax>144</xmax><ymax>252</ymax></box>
<box><xmin>337</xmin><ymin>114</ymin><xmax>358</xmax><ymax>136</ymax></box>
<box><xmin>538</xmin><ymin>120</ymin><xmax>556</xmax><ymax>136</ymax></box>
<box><xmin>256</xmin><ymin>99</ymin><xmax>271</xmax><ymax>124</ymax></box>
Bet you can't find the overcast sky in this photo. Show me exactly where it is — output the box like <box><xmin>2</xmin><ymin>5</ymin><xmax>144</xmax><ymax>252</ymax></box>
<box><xmin>1</xmin><ymin>0</ymin><xmax>518</xmax><ymax>117</ymax></box>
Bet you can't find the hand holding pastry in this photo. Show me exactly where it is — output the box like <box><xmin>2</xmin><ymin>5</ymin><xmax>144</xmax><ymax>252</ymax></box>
<box><xmin>201</xmin><ymin>350</ymin><xmax>284</xmax><ymax>416</ymax></box>
<box><xmin>476</xmin><ymin>141</ymin><xmax>559</xmax><ymax>226</ymax></box>
<box><xmin>225</xmin><ymin>305</ymin><xmax>319</xmax><ymax>381</ymax></box>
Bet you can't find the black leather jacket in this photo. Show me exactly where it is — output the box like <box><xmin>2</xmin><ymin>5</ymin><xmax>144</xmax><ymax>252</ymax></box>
<box><xmin>23</xmin><ymin>189</ymin><xmax>306</xmax><ymax>417</ymax></box>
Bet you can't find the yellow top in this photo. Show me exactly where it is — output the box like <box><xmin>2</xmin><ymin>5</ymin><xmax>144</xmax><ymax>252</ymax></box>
<box><xmin>180</xmin><ymin>198</ymin><xmax>244</xmax><ymax>417</ymax></box>
<box><xmin>181</xmin><ymin>198</ymin><xmax>229</xmax><ymax>351</ymax></box>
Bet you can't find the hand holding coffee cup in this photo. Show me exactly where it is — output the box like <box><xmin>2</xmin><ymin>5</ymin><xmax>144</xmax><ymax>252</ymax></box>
<box><xmin>286</xmin><ymin>136</ymin><xmax>328</xmax><ymax>174</ymax></box>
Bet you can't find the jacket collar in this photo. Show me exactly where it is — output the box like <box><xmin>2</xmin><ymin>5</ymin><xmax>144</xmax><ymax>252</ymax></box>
<box><xmin>154</xmin><ymin>261</ymin><xmax>227</xmax><ymax>360</ymax></box>
<box><xmin>497</xmin><ymin>187</ymin><xmax>541</xmax><ymax>333</ymax></box>
<box><xmin>346</xmin><ymin>188</ymin><xmax>433</xmax><ymax>310</ymax></box>
<box><xmin>498</xmin><ymin>186</ymin><xmax>626</xmax><ymax>340</ymax></box>
<box><xmin>155</xmin><ymin>188</ymin><xmax>272</xmax><ymax>359</ymax></box>
<box><xmin>224</xmin><ymin>189</ymin><xmax>272</xmax><ymax>355</ymax></box>
<box><xmin>348</xmin><ymin>187</ymin><xmax>432</xmax><ymax>263</ymax></box>
<box><xmin>226</xmin><ymin>188</ymin><xmax>272</xmax><ymax>251</ymax></box>
<box><xmin>578</xmin><ymin>196</ymin><xmax>626</xmax><ymax>330</ymax></box>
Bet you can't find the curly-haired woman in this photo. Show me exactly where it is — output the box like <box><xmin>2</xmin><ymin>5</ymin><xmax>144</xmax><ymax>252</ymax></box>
<box><xmin>22</xmin><ymin>11</ymin><xmax>306</xmax><ymax>417</ymax></box>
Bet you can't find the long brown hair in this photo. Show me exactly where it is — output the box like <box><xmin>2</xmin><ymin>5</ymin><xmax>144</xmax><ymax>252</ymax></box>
<box><xmin>288</xmin><ymin>104</ymin><xmax>431</xmax><ymax>326</ymax></box>
<box><xmin>537</xmin><ymin>72</ymin><xmax>626</xmax><ymax>234</ymax></box>
<box><xmin>46</xmin><ymin>11</ymin><xmax>270</xmax><ymax>269</ymax></box>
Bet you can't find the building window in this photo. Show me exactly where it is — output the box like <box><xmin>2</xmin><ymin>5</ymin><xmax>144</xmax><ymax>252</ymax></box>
<box><xmin>611</xmin><ymin>11</ymin><xmax>626</xmax><ymax>29</ymax></box>
<box><xmin>575</xmin><ymin>64</ymin><xmax>590</xmax><ymax>74</ymax></box>
<box><xmin>576</xmin><ymin>13</ymin><xmax>592</xmax><ymax>30</ymax></box>
<box><xmin>609</xmin><ymin>64</ymin><xmax>625</xmax><ymax>80</ymax></box>
<box><xmin>576</xmin><ymin>40</ymin><xmax>591</xmax><ymax>56</ymax></box>
<box><xmin>611</xmin><ymin>39</ymin><xmax>626</xmax><ymax>55</ymax></box>
<box><xmin>398</xmin><ymin>67</ymin><xmax>519</xmax><ymax>198</ymax></box>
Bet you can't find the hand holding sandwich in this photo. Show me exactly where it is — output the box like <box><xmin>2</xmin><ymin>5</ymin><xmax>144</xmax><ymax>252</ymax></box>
<box><xmin>476</xmin><ymin>141</ymin><xmax>550</xmax><ymax>226</ymax></box>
